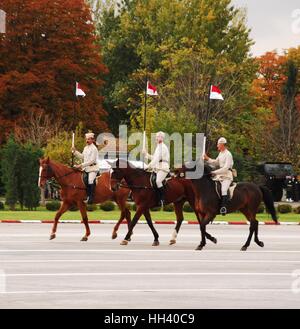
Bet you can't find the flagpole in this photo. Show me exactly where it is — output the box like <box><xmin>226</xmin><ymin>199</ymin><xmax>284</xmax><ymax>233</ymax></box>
<box><xmin>142</xmin><ymin>74</ymin><xmax>148</xmax><ymax>168</ymax></box>
<box><xmin>203</xmin><ymin>84</ymin><xmax>212</xmax><ymax>156</ymax></box>
<box><xmin>72</xmin><ymin>82</ymin><xmax>78</xmax><ymax>167</ymax></box>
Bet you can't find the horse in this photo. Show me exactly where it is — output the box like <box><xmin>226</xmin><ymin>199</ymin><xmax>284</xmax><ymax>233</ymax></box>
<box><xmin>110</xmin><ymin>159</ymin><xmax>218</xmax><ymax>247</ymax></box>
<box><xmin>38</xmin><ymin>157</ymin><xmax>131</xmax><ymax>241</ymax></box>
<box><xmin>176</xmin><ymin>162</ymin><xmax>278</xmax><ymax>251</ymax></box>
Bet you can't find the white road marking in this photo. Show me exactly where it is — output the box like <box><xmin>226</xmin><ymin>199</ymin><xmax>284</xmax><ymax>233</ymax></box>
<box><xmin>1</xmin><ymin>249</ymin><xmax>300</xmax><ymax>253</ymax></box>
<box><xmin>0</xmin><ymin>234</ymin><xmax>299</xmax><ymax>238</ymax></box>
<box><xmin>4</xmin><ymin>272</ymin><xmax>293</xmax><ymax>277</ymax></box>
<box><xmin>0</xmin><ymin>288</ymin><xmax>295</xmax><ymax>295</ymax></box>
<box><xmin>1</xmin><ymin>259</ymin><xmax>300</xmax><ymax>264</ymax></box>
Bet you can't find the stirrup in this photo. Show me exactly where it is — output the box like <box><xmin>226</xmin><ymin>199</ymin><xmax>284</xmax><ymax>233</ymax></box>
<box><xmin>220</xmin><ymin>206</ymin><xmax>227</xmax><ymax>216</ymax></box>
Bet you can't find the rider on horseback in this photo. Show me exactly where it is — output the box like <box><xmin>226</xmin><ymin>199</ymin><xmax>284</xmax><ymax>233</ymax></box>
<box><xmin>204</xmin><ymin>137</ymin><xmax>234</xmax><ymax>215</ymax></box>
<box><xmin>142</xmin><ymin>131</ymin><xmax>170</xmax><ymax>207</ymax></box>
<box><xmin>72</xmin><ymin>132</ymin><xmax>99</xmax><ymax>204</ymax></box>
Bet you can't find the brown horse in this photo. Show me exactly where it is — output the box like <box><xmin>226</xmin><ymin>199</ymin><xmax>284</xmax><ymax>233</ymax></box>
<box><xmin>111</xmin><ymin>159</ymin><xmax>218</xmax><ymax>247</ymax></box>
<box><xmin>38</xmin><ymin>157</ymin><xmax>131</xmax><ymax>241</ymax></box>
<box><xmin>177</xmin><ymin>163</ymin><xmax>278</xmax><ymax>251</ymax></box>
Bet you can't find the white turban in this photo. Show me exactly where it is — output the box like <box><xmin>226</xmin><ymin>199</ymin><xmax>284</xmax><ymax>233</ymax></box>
<box><xmin>217</xmin><ymin>137</ymin><xmax>227</xmax><ymax>145</ymax></box>
<box><xmin>85</xmin><ymin>132</ymin><xmax>95</xmax><ymax>139</ymax></box>
<box><xmin>156</xmin><ymin>131</ymin><xmax>165</xmax><ymax>139</ymax></box>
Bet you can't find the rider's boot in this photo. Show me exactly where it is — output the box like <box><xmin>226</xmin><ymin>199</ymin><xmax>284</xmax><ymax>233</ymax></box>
<box><xmin>220</xmin><ymin>195</ymin><xmax>229</xmax><ymax>216</ymax></box>
<box><xmin>87</xmin><ymin>183</ymin><xmax>96</xmax><ymax>204</ymax></box>
<box><xmin>84</xmin><ymin>185</ymin><xmax>90</xmax><ymax>202</ymax></box>
<box><xmin>157</xmin><ymin>186</ymin><xmax>165</xmax><ymax>208</ymax></box>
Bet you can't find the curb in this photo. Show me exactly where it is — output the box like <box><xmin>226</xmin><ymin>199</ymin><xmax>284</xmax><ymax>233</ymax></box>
<box><xmin>0</xmin><ymin>220</ymin><xmax>299</xmax><ymax>225</ymax></box>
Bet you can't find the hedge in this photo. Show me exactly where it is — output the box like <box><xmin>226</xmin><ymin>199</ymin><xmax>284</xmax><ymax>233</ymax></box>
<box><xmin>100</xmin><ymin>201</ymin><xmax>115</xmax><ymax>211</ymax></box>
<box><xmin>277</xmin><ymin>204</ymin><xmax>292</xmax><ymax>214</ymax></box>
<box><xmin>46</xmin><ymin>201</ymin><xmax>61</xmax><ymax>211</ymax></box>
<box><xmin>163</xmin><ymin>204</ymin><xmax>174</xmax><ymax>212</ymax></box>
<box><xmin>183</xmin><ymin>202</ymin><xmax>194</xmax><ymax>213</ymax></box>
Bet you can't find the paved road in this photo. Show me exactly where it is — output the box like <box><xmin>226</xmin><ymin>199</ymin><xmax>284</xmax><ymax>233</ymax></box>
<box><xmin>0</xmin><ymin>223</ymin><xmax>300</xmax><ymax>309</ymax></box>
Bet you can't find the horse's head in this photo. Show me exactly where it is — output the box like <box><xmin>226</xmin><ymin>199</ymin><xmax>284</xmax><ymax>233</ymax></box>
<box><xmin>108</xmin><ymin>159</ymin><xmax>137</xmax><ymax>182</ymax></box>
<box><xmin>38</xmin><ymin>157</ymin><xmax>54</xmax><ymax>188</ymax></box>
<box><xmin>108</xmin><ymin>159</ymin><xmax>122</xmax><ymax>180</ymax></box>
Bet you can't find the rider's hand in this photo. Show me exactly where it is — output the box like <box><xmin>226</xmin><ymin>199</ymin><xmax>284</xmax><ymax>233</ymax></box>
<box><xmin>142</xmin><ymin>148</ymin><xmax>147</xmax><ymax>156</ymax></box>
<box><xmin>203</xmin><ymin>153</ymin><xmax>209</xmax><ymax>161</ymax></box>
<box><xmin>74</xmin><ymin>164</ymin><xmax>82</xmax><ymax>170</ymax></box>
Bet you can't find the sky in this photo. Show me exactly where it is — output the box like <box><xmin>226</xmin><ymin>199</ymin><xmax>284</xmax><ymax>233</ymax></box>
<box><xmin>231</xmin><ymin>0</ymin><xmax>300</xmax><ymax>56</ymax></box>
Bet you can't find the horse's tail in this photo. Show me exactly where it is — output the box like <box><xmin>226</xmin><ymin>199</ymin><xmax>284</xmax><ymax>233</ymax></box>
<box><xmin>259</xmin><ymin>186</ymin><xmax>278</xmax><ymax>223</ymax></box>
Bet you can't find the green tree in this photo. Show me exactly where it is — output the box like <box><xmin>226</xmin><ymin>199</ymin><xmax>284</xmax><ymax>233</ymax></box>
<box><xmin>44</xmin><ymin>123</ymin><xmax>86</xmax><ymax>165</ymax></box>
<box><xmin>96</xmin><ymin>0</ymin><xmax>256</xmax><ymax>143</ymax></box>
<box><xmin>0</xmin><ymin>137</ymin><xmax>19</xmax><ymax>210</ymax></box>
<box><xmin>0</xmin><ymin>136</ymin><xmax>43</xmax><ymax>210</ymax></box>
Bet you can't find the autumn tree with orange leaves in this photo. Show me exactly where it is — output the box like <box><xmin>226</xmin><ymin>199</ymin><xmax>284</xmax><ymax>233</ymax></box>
<box><xmin>253</xmin><ymin>50</ymin><xmax>300</xmax><ymax>167</ymax></box>
<box><xmin>0</xmin><ymin>0</ymin><xmax>108</xmax><ymax>144</ymax></box>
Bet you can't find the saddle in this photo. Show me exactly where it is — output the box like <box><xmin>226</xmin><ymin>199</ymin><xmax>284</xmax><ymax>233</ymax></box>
<box><xmin>150</xmin><ymin>172</ymin><xmax>172</xmax><ymax>189</ymax></box>
<box><xmin>215</xmin><ymin>181</ymin><xmax>237</xmax><ymax>200</ymax></box>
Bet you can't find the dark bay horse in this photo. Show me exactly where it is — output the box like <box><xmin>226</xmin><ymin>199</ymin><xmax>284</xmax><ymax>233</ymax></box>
<box><xmin>110</xmin><ymin>159</ymin><xmax>217</xmax><ymax>247</ymax></box>
<box><xmin>39</xmin><ymin>157</ymin><xmax>131</xmax><ymax>241</ymax></box>
<box><xmin>177</xmin><ymin>163</ymin><xmax>278</xmax><ymax>251</ymax></box>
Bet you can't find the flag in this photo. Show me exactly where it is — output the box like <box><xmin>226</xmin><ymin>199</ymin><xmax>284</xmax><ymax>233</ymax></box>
<box><xmin>76</xmin><ymin>82</ymin><xmax>86</xmax><ymax>97</ymax></box>
<box><xmin>209</xmin><ymin>85</ymin><xmax>224</xmax><ymax>100</ymax></box>
<box><xmin>146</xmin><ymin>81</ymin><xmax>158</xmax><ymax>96</ymax></box>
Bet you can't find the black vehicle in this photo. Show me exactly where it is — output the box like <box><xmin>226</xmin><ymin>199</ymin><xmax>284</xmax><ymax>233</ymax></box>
<box><xmin>257</xmin><ymin>162</ymin><xmax>300</xmax><ymax>202</ymax></box>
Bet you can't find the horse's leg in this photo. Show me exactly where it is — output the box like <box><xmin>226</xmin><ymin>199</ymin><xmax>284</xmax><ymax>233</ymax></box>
<box><xmin>78</xmin><ymin>202</ymin><xmax>91</xmax><ymax>242</ymax></box>
<box><xmin>241</xmin><ymin>219</ymin><xmax>256</xmax><ymax>251</ymax></box>
<box><xmin>121</xmin><ymin>207</ymin><xmax>143</xmax><ymax>245</ymax></box>
<box><xmin>112</xmin><ymin>209</ymin><xmax>125</xmax><ymax>240</ymax></box>
<box><xmin>169</xmin><ymin>201</ymin><xmax>185</xmax><ymax>245</ymax></box>
<box><xmin>196</xmin><ymin>213</ymin><xmax>217</xmax><ymax>244</ymax></box>
<box><xmin>196</xmin><ymin>218</ymin><xmax>211</xmax><ymax>251</ymax></box>
<box><xmin>50</xmin><ymin>201</ymin><xmax>70</xmax><ymax>240</ymax></box>
<box><xmin>144</xmin><ymin>209</ymin><xmax>159</xmax><ymax>246</ymax></box>
<box><xmin>253</xmin><ymin>219</ymin><xmax>264</xmax><ymax>248</ymax></box>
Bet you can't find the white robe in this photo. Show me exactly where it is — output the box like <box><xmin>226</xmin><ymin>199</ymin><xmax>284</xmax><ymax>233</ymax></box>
<box><xmin>207</xmin><ymin>149</ymin><xmax>234</xmax><ymax>196</ymax></box>
<box><xmin>145</xmin><ymin>142</ymin><xmax>170</xmax><ymax>188</ymax></box>
<box><xmin>74</xmin><ymin>143</ymin><xmax>99</xmax><ymax>184</ymax></box>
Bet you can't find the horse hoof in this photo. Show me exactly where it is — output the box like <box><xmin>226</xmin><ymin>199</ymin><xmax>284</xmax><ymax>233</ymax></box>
<box><xmin>212</xmin><ymin>237</ymin><xmax>217</xmax><ymax>244</ymax></box>
<box><xmin>49</xmin><ymin>234</ymin><xmax>56</xmax><ymax>240</ymax></box>
<box><xmin>112</xmin><ymin>232</ymin><xmax>117</xmax><ymax>240</ymax></box>
<box><xmin>195</xmin><ymin>245</ymin><xmax>204</xmax><ymax>251</ymax></box>
<box><xmin>81</xmin><ymin>236</ymin><xmax>88</xmax><ymax>242</ymax></box>
<box><xmin>169</xmin><ymin>240</ymin><xmax>176</xmax><ymax>245</ymax></box>
<box><xmin>241</xmin><ymin>246</ymin><xmax>248</xmax><ymax>251</ymax></box>
<box><xmin>256</xmin><ymin>241</ymin><xmax>264</xmax><ymax>248</ymax></box>
<box><xmin>152</xmin><ymin>241</ymin><xmax>160</xmax><ymax>247</ymax></box>
<box><xmin>120</xmin><ymin>240</ymin><xmax>128</xmax><ymax>245</ymax></box>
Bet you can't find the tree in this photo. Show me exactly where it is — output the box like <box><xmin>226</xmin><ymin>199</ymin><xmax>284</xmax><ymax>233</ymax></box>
<box><xmin>44</xmin><ymin>123</ymin><xmax>86</xmax><ymax>165</ymax></box>
<box><xmin>0</xmin><ymin>137</ymin><xmax>19</xmax><ymax>210</ymax></box>
<box><xmin>0</xmin><ymin>0</ymin><xmax>108</xmax><ymax>144</ymax></box>
<box><xmin>96</xmin><ymin>0</ymin><xmax>256</xmax><ymax>141</ymax></box>
<box><xmin>252</xmin><ymin>51</ymin><xmax>300</xmax><ymax>168</ymax></box>
<box><xmin>0</xmin><ymin>136</ymin><xmax>43</xmax><ymax>210</ymax></box>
